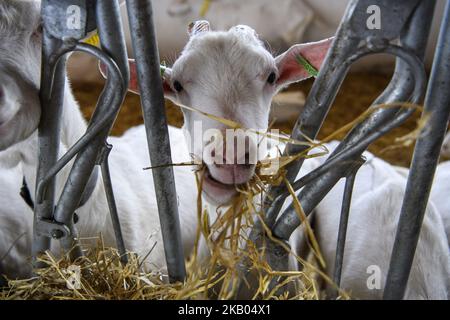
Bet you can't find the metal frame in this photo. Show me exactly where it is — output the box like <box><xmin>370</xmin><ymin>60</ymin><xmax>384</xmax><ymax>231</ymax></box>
<box><xmin>240</xmin><ymin>0</ymin><xmax>448</xmax><ymax>299</ymax></box>
<box><xmin>126</xmin><ymin>0</ymin><xmax>186</xmax><ymax>283</ymax></box>
<box><xmin>35</xmin><ymin>0</ymin><xmax>185</xmax><ymax>279</ymax></box>
<box><xmin>34</xmin><ymin>0</ymin><xmax>450</xmax><ymax>298</ymax></box>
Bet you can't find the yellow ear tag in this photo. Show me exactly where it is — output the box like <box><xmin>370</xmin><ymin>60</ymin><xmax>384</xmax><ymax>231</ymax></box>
<box><xmin>84</xmin><ymin>31</ymin><xmax>100</xmax><ymax>47</ymax></box>
<box><xmin>200</xmin><ymin>0</ymin><xmax>211</xmax><ymax>17</ymax></box>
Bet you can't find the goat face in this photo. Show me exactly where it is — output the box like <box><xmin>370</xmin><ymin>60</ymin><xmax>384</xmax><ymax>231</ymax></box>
<box><xmin>0</xmin><ymin>0</ymin><xmax>42</xmax><ymax>151</ymax></box>
<box><xmin>125</xmin><ymin>22</ymin><xmax>332</xmax><ymax>205</ymax></box>
<box><xmin>170</xmin><ymin>25</ymin><xmax>276</xmax><ymax>205</ymax></box>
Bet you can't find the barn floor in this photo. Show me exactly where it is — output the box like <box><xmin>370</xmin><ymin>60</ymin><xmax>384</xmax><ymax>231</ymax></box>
<box><xmin>72</xmin><ymin>72</ymin><xmax>422</xmax><ymax>168</ymax></box>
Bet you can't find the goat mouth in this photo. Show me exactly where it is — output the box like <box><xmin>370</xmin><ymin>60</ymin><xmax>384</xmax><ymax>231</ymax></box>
<box><xmin>201</xmin><ymin>169</ymin><xmax>240</xmax><ymax>205</ymax></box>
<box><xmin>203</xmin><ymin>169</ymin><xmax>243</xmax><ymax>189</ymax></box>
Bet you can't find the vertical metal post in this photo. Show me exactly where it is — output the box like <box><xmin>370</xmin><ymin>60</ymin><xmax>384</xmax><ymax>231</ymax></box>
<box><xmin>126</xmin><ymin>0</ymin><xmax>186</xmax><ymax>282</ymax></box>
<box><xmin>33</xmin><ymin>10</ymin><xmax>67</xmax><ymax>263</ymax></box>
<box><xmin>99</xmin><ymin>144</ymin><xmax>128</xmax><ymax>264</ymax></box>
<box><xmin>384</xmin><ymin>0</ymin><xmax>450</xmax><ymax>300</ymax></box>
<box><xmin>332</xmin><ymin>159</ymin><xmax>364</xmax><ymax>297</ymax></box>
<box><xmin>96</xmin><ymin>0</ymin><xmax>130</xmax><ymax>87</ymax></box>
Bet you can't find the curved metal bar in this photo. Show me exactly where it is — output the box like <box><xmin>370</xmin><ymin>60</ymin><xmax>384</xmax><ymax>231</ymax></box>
<box><xmin>53</xmin><ymin>17</ymin><xmax>128</xmax><ymax>257</ymax></box>
<box><xmin>272</xmin><ymin>43</ymin><xmax>426</xmax><ymax>240</ymax></box>
<box><xmin>266</xmin><ymin>44</ymin><xmax>425</xmax><ymax>214</ymax></box>
<box><xmin>332</xmin><ymin>158</ymin><xmax>364</xmax><ymax>297</ymax></box>
<box><xmin>273</xmin><ymin>0</ymin><xmax>435</xmax><ymax>230</ymax></box>
<box><xmin>240</xmin><ymin>36</ymin><xmax>426</xmax><ymax>297</ymax></box>
<box><xmin>36</xmin><ymin>43</ymin><xmax>124</xmax><ymax>204</ymax></box>
<box><xmin>384</xmin><ymin>0</ymin><xmax>450</xmax><ymax>299</ymax></box>
<box><xmin>262</xmin><ymin>0</ymin><xmax>432</xmax><ymax>230</ymax></box>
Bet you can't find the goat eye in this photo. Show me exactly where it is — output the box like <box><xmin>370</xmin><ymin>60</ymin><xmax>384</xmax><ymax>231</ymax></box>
<box><xmin>267</xmin><ymin>72</ymin><xmax>277</xmax><ymax>85</ymax></box>
<box><xmin>173</xmin><ymin>80</ymin><xmax>184</xmax><ymax>93</ymax></box>
<box><xmin>32</xmin><ymin>23</ymin><xmax>43</xmax><ymax>38</ymax></box>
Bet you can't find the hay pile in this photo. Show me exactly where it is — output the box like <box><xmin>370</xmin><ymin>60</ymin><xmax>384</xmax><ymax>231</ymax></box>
<box><xmin>1</xmin><ymin>102</ymin><xmax>425</xmax><ymax>300</ymax></box>
<box><xmin>0</xmin><ymin>217</ymin><xmax>323</xmax><ymax>300</ymax></box>
<box><xmin>1</xmin><ymin>186</ymin><xmax>326</xmax><ymax>300</ymax></box>
<box><xmin>1</xmin><ymin>156</ymin><xmax>331</xmax><ymax>300</ymax></box>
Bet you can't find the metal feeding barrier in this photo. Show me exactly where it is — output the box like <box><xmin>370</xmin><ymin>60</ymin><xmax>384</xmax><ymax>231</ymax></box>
<box><xmin>34</xmin><ymin>0</ymin><xmax>450</xmax><ymax>299</ymax></box>
<box><xmin>35</xmin><ymin>0</ymin><xmax>185</xmax><ymax>282</ymax></box>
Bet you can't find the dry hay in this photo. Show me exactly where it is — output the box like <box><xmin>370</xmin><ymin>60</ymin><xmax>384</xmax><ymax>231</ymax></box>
<box><xmin>1</xmin><ymin>102</ymin><xmax>426</xmax><ymax>300</ymax></box>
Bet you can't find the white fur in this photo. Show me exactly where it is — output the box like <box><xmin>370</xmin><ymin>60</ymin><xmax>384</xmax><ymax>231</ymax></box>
<box><xmin>430</xmin><ymin>161</ymin><xmax>450</xmax><ymax>248</ymax></box>
<box><xmin>0</xmin><ymin>1</ymin><xmax>448</xmax><ymax>301</ymax></box>
<box><xmin>290</xmin><ymin>143</ymin><xmax>450</xmax><ymax>299</ymax></box>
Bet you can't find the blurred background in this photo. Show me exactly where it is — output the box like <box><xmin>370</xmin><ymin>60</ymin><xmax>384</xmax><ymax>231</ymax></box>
<box><xmin>67</xmin><ymin>0</ymin><xmax>447</xmax><ymax>167</ymax></box>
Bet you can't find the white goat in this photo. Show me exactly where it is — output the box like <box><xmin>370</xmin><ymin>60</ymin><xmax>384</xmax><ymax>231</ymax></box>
<box><xmin>0</xmin><ymin>1</ymin><xmax>329</xmax><ymax>280</ymax></box>
<box><xmin>429</xmin><ymin>131</ymin><xmax>450</xmax><ymax>247</ymax></box>
<box><xmin>293</xmin><ymin>142</ymin><xmax>450</xmax><ymax>299</ymax></box>
<box><xmin>1</xmin><ymin>1</ymin><xmax>448</xmax><ymax>300</ymax></box>
<box><xmin>431</xmin><ymin>161</ymin><xmax>450</xmax><ymax>248</ymax></box>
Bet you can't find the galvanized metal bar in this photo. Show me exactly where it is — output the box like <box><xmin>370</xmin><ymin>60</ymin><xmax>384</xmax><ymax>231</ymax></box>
<box><xmin>238</xmin><ymin>0</ymin><xmax>435</xmax><ymax>297</ymax></box>
<box><xmin>384</xmin><ymin>0</ymin><xmax>450</xmax><ymax>300</ymax></box>
<box><xmin>52</xmin><ymin>0</ymin><xmax>129</xmax><ymax>259</ymax></box>
<box><xmin>126</xmin><ymin>0</ymin><xmax>186</xmax><ymax>282</ymax></box>
<box><xmin>256</xmin><ymin>0</ymin><xmax>427</xmax><ymax>235</ymax></box>
<box><xmin>263</xmin><ymin>0</ymin><xmax>422</xmax><ymax>225</ymax></box>
<box><xmin>32</xmin><ymin>10</ymin><xmax>67</xmax><ymax>263</ymax></box>
<box><xmin>96</xmin><ymin>0</ymin><xmax>130</xmax><ymax>87</ymax></box>
<box><xmin>37</xmin><ymin>41</ymin><xmax>125</xmax><ymax>258</ymax></box>
<box><xmin>332</xmin><ymin>158</ymin><xmax>364</xmax><ymax>297</ymax></box>
<box><xmin>35</xmin><ymin>43</ymin><xmax>125</xmax><ymax>203</ymax></box>
<box><xmin>99</xmin><ymin>143</ymin><xmax>128</xmax><ymax>264</ymax></box>
<box><xmin>273</xmin><ymin>43</ymin><xmax>426</xmax><ymax>241</ymax></box>
<box><xmin>272</xmin><ymin>0</ymin><xmax>434</xmax><ymax>236</ymax></box>
<box><xmin>330</xmin><ymin>0</ymin><xmax>436</xmax><ymax>151</ymax></box>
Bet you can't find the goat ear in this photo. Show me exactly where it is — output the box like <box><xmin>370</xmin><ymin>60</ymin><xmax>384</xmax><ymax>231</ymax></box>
<box><xmin>188</xmin><ymin>20</ymin><xmax>211</xmax><ymax>37</ymax></box>
<box><xmin>275</xmin><ymin>37</ymin><xmax>333</xmax><ymax>88</ymax></box>
<box><xmin>98</xmin><ymin>59</ymin><xmax>174</xmax><ymax>96</ymax></box>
